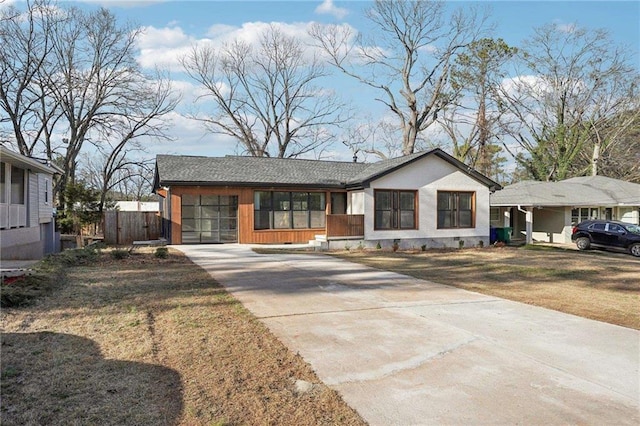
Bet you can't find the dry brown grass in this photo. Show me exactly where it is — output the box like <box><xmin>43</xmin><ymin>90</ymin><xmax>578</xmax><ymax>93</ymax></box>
<box><xmin>1</xmin><ymin>249</ymin><xmax>365</xmax><ymax>426</ymax></box>
<box><xmin>331</xmin><ymin>245</ymin><xmax>640</xmax><ymax>330</ymax></box>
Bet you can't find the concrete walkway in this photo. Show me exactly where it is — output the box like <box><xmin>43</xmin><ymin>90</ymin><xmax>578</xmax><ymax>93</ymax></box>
<box><xmin>177</xmin><ymin>244</ymin><xmax>640</xmax><ymax>425</ymax></box>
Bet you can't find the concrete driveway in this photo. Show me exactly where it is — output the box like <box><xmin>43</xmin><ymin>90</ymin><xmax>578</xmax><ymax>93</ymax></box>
<box><xmin>177</xmin><ymin>244</ymin><xmax>639</xmax><ymax>425</ymax></box>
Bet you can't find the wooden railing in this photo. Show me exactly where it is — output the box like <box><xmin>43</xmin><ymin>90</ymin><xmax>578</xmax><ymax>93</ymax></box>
<box><xmin>326</xmin><ymin>214</ymin><xmax>364</xmax><ymax>238</ymax></box>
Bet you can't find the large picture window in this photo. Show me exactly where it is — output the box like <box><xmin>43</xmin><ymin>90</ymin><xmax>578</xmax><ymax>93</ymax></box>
<box><xmin>254</xmin><ymin>191</ymin><xmax>326</xmax><ymax>230</ymax></box>
<box><xmin>374</xmin><ymin>190</ymin><xmax>416</xmax><ymax>230</ymax></box>
<box><xmin>181</xmin><ymin>194</ymin><xmax>238</xmax><ymax>243</ymax></box>
<box><xmin>437</xmin><ymin>191</ymin><xmax>475</xmax><ymax>229</ymax></box>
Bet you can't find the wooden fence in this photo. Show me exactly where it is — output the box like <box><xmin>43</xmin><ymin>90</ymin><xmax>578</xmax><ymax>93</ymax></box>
<box><xmin>103</xmin><ymin>211</ymin><xmax>162</xmax><ymax>245</ymax></box>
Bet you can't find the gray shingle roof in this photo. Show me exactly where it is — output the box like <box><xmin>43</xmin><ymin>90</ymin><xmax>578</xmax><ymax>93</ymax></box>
<box><xmin>490</xmin><ymin>176</ymin><xmax>640</xmax><ymax>207</ymax></box>
<box><xmin>155</xmin><ymin>155</ymin><xmax>368</xmax><ymax>188</ymax></box>
<box><xmin>154</xmin><ymin>148</ymin><xmax>501</xmax><ymax>190</ymax></box>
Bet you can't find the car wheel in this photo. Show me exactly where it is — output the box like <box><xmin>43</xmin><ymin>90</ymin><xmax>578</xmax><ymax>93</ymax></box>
<box><xmin>630</xmin><ymin>243</ymin><xmax>640</xmax><ymax>257</ymax></box>
<box><xmin>575</xmin><ymin>237</ymin><xmax>591</xmax><ymax>251</ymax></box>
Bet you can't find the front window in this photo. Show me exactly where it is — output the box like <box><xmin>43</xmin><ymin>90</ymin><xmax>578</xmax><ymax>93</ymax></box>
<box><xmin>11</xmin><ymin>166</ymin><xmax>25</xmax><ymax>205</ymax></box>
<box><xmin>572</xmin><ymin>207</ymin><xmax>600</xmax><ymax>224</ymax></box>
<box><xmin>374</xmin><ymin>190</ymin><xmax>416</xmax><ymax>230</ymax></box>
<box><xmin>254</xmin><ymin>191</ymin><xmax>326</xmax><ymax>230</ymax></box>
<box><xmin>437</xmin><ymin>191</ymin><xmax>475</xmax><ymax>229</ymax></box>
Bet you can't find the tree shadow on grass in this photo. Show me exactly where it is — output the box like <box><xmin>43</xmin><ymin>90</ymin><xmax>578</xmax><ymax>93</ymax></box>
<box><xmin>1</xmin><ymin>332</ymin><xmax>183</xmax><ymax>426</ymax></box>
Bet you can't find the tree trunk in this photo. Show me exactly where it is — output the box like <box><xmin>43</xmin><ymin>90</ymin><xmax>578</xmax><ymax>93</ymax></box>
<box><xmin>591</xmin><ymin>141</ymin><xmax>600</xmax><ymax>176</ymax></box>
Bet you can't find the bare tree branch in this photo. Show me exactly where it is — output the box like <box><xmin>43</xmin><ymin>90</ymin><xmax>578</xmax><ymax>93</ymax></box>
<box><xmin>182</xmin><ymin>25</ymin><xmax>349</xmax><ymax>158</ymax></box>
<box><xmin>310</xmin><ymin>0</ymin><xmax>489</xmax><ymax>155</ymax></box>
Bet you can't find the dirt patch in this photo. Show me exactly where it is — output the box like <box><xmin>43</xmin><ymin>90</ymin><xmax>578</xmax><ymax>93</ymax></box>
<box><xmin>330</xmin><ymin>245</ymin><xmax>640</xmax><ymax>330</ymax></box>
<box><xmin>1</xmin><ymin>249</ymin><xmax>365</xmax><ymax>425</ymax></box>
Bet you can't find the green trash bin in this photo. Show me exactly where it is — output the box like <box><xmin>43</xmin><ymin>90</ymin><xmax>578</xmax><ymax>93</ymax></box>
<box><xmin>503</xmin><ymin>227</ymin><xmax>512</xmax><ymax>243</ymax></box>
<box><xmin>495</xmin><ymin>227</ymin><xmax>512</xmax><ymax>243</ymax></box>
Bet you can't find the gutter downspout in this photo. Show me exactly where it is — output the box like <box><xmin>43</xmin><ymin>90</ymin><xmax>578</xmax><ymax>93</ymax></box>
<box><xmin>517</xmin><ymin>205</ymin><xmax>533</xmax><ymax>245</ymax></box>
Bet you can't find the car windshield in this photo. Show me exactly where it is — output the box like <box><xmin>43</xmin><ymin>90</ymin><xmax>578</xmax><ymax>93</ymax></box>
<box><xmin>625</xmin><ymin>224</ymin><xmax>640</xmax><ymax>234</ymax></box>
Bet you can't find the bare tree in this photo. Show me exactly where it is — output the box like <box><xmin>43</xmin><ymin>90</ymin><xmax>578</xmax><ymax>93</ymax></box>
<box><xmin>439</xmin><ymin>38</ymin><xmax>516</xmax><ymax>180</ymax></box>
<box><xmin>79</xmin><ymin>149</ymin><xmax>156</xmax><ymax>211</ymax></box>
<box><xmin>310</xmin><ymin>0</ymin><xmax>488</xmax><ymax>156</ymax></box>
<box><xmin>0</xmin><ymin>0</ymin><xmax>61</xmax><ymax>157</ymax></box>
<box><xmin>341</xmin><ymin>117</ymin><xmax>404</xmax><ymax>162</ymax></box>
<box><xmin>1</xmin><ymin>1</ymin><xmax>177</xmax><ymax>210</ymax></box>
<box><xmin>581</xmin><ymin>111</ymin><xmax>640</xmax><ymax>183</ymax></box>
<box><xmin>182</xmin><ymin>25</ymin><xmax>349</xmax><ymax>158</ymax></box>
<box><xmin>497</xmin><ymin>24</ymin><xmax>639</xmax><ymax>181</ymax></box>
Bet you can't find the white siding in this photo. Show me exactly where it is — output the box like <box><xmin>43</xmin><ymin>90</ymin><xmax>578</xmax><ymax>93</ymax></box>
<box><xmin>364</xmin><ymin>155</ymin><xmax>491</xmax><ymax>242</ymax></box>
<box><xmin>347</xmin><ymin>190</ymin><xmax>364</xmax><ymax>214</ymax></box>
<box><xmin>28</xmin><ymin>171</ymin><xmax>39</xmax><ymax>227</ymax></box>
<box><xmin>38</xmin><ymin>173</ymin><xmax>52</xmax><ymax>223</ymax></box>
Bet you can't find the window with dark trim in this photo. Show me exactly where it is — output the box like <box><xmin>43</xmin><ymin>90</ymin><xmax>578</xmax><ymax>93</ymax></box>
<box><xmin>437</xmin><ymin>191</ymin><xmax>475</xmax><ymax>229</ymax></box>
<box><xmin>374</xmin><ymin>190</ymin><xmax>417</xmax><ymax>230</ymax></box>
<box><xmin>254</xmin><ymin>191</ymin><xmax>326</xmax><ymax>230</ymax></box>
<box><xmin>10</xmin><ymin>166</ymin><xmax>25</xmax><ymax>205</ymax></box>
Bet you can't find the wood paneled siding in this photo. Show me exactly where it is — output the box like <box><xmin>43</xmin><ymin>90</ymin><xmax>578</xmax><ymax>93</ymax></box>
<box><xmin>326</xmin><ymin>214</ymin><xmax>364</xmax><ymax>237</ymax></box>
<box><xmin>167</xmin><ymin>186</ymin><xmax>333</xmax><ymax>244</ymax></box>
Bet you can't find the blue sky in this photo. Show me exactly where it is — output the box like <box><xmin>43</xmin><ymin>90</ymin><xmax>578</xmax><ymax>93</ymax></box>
<box><xmin>6</xmin><ymin>0</ymin><xmax>640</xmax><ymax>162</ymax></box>
<box><xmin>103</xmin><ymin>1</ymin><xmax>639</xmax><ymax>61</ymax></box>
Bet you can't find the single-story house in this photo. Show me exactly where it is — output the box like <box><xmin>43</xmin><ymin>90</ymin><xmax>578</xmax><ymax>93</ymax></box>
<box><xmin>1</xmin><ymin>146</ymin><xmax>61</xmax><ymax>259</ymax></box>
<box><xmin>153</xmin><ymin>148</ymin><xmax>501</xmax><ymax>249</ymax></box>
<box><xmin>490</xmin><ymin>176</ymin><xmax>640</xmax><ymax>244</ymax></box>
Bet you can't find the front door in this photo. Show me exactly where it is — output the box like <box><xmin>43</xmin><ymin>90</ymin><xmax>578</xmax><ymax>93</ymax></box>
<box><xmin>181</xmin><ymin>195</ymin><xmax>238</xmax><ymax>243</ymax></box>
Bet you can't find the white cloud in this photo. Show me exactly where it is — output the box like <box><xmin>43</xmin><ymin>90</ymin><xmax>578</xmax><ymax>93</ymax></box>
<box><xmin>144</xmin><ymin>111</ymin><xmax>239</xmax><ymax>158</ymax></box>
<box><xmin>205</xmin><ymin>21</ymin><xmax>317</xmax><ymax>49</ymax></box>
<box><xmin>553</xmin><ymin>20</ymin><xmax>578</xmax><ymax>34</ymax></box>
<box><xmin>418</xmin><ymin>44</ymin><xmax>439</xmax><ymax>55</ymax></box>
<box><xmin>205</xmin><ymin>24</ymin><xmax>237</xmax><ymax>39</ymax></box>
<box><xmin>136</xmin><ymin>21</ymin><xmax>326</xmax><ymax>71</ymax></box>
<box><xmin>500</xmin><ymin>74</ymin><xmax>550</xmax><ymax>98</ymax></box>
<box><xmin>315</xmin><ymin>0</ymin><xmax>349</xmax><ymax>20</ymax></box>
<box><xmin>0</xmin><ymin>0</ymin><xmax>16</xmax><ymax>10</ymax></box>
<box><xmin>136</xmin><ymin>25</ymin><xmax>195</xmax><ymax>71</ymax></box>
<box><xmin>138</xmin><ymin>25</ymin><xmax>191</xmax><ymax>49</ymax></box>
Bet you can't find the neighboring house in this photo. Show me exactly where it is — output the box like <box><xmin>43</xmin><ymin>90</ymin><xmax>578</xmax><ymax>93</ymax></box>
<box><xmin>114</xmin><ymin>201</ymin><xmax>160</xmax><ymax>212</ymax></box>
<box><xmin>153</xmin><ymin>148</ymin><xmax>501</xmax><ymax>249</ymax></box>
<box><xmin>1</xmin><ymin>146</ymin><xmax>61</xmax><ymax>259</ymax></box>
<box><xmin>490</xmin><ymin>176</ymin><xmax>640</xmax><ymax>245</ymax></box>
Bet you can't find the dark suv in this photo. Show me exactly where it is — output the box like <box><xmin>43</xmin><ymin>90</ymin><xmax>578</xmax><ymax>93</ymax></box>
<box><xmin>571</xmin><ymin>220</ymin><xmax>640</xmax><ymax>257</ymax></box>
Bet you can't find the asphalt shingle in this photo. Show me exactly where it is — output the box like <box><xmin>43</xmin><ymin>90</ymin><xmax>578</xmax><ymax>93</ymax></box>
<box><xmin>490</xmin><ymin>176</ymin><xmax>640</xmax><ymax>206</ymax></box>
<box><xmin>155</xmin><ymin>155</ymin><xmax>368</xmax><ymax>187</ymax></box>
<box><xmin>155</xmin><ymin>148</ymin><xmax>500</xmax><ymax>190</ymax></box>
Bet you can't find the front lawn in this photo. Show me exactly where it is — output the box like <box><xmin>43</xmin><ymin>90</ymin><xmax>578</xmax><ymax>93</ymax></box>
<box><xmin>0</xmin><ymin>248</ymin><xmax>364</xmax><ymax>425</ymax></box>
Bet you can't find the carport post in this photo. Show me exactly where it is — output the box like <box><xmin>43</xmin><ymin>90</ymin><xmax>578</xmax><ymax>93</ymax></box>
<box><xmin>518</xmin><ymin>205</ymin><xmax>533</xmax><ymax>245</ymax></box>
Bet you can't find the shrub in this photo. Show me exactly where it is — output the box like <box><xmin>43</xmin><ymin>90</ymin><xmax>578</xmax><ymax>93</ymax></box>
<box><xmin>155</xmin><ymin>247</ymin><xmax>169</xmax><ymax>258</ymax></box>
<box><xmin>111</xmin><ymin>249</ymin><xmax>130</xmax><ymax>260</ymax></box>
<box><xmin>53</xmin><ymin>247</ymin><xmax>99</xmax><ymax>266</ymax></box>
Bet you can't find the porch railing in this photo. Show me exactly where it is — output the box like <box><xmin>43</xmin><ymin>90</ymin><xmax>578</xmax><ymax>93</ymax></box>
<box><xmin>326</xmin><ymin>214</ymin><xmax>364</xmax><ymax>238</ymax></box>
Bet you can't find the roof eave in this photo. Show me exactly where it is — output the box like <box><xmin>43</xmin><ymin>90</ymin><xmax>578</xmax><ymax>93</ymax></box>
<box><xmin>157</xmin><ymin>180</ymin><xmax>347</xmax><ymax>189</ymax></box>
<box><xmin>0</xmin><ymin>146</ymin><xmax>61</xmax><ymax>175</ymax></box>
